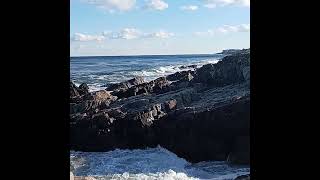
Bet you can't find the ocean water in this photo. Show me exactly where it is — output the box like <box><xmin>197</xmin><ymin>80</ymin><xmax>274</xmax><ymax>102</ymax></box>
<box><xmin>70</xmin><ymin>54</ymin><xmax>250</xmax><ymax>179</ymax></box>
<box><xmin>70</xmin><ymin>54</ymin><xmax>223</xmax><ymax>92</ymax></box>
<box><xmin>70</xmin><ymin>146</ymin><xmax>250</xmax><ymax>180</ymax></box>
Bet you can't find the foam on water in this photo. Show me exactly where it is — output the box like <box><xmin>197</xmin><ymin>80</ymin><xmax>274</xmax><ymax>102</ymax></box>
<box><xmin>126</xmin><ymin>59</ymin><xmax>220</xmax><ymax>82</ymax></box>
<box><xmin>71</xmin><ymin>58</ymin><xmax>221</xmax><ymax>92</ymax></box>
<box><xmin>70</xmin><ymin>146</ymin><xmax>249</xmax><ymax>180</ymax></box>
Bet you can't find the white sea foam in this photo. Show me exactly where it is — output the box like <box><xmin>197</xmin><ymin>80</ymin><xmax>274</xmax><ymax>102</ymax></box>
<box><xmin>70</xmin><ymin>146</ymin><xmax>249</xmax><ymax>180</ymax></box>
<box><xmin>126</xmin><ymin>59</ymin><xmax>220</xmax><ymax>83</ymax></box>
<box><xmin>92</xmin><ymin>170</ymin><xmax>199</xmax><ymax>180</ymax></box>
<box><xmin>88</xmin><ymin>85</ymin><xmax>107</xmax><ymax>92</ymax></box>
<box><xmin>73</xmin><ymin>58</ymin><xmax>221</xmax><ymax>92</ymax></box>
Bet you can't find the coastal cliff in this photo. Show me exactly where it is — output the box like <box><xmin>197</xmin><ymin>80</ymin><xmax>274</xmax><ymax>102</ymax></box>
<box><xmin>70</xmin><ymin>51</ymin><xmax>250</xmax><ymax>164</ymax></box>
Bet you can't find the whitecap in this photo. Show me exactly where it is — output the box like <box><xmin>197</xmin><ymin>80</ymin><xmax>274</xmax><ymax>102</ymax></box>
<box><xmin>70</xmin><ymin>146</ymin><xmax>249</xmax><ymax>180</ymax></box>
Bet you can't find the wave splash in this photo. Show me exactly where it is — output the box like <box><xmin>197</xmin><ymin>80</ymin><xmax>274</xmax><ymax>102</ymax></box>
<box><xmin>70</xmin><ymin>146</ymin><xmax>249</xmax><ymax>180</ymax></box>
<box><xmin>72</xmin><ymin>58</ymin><xmax>220</xmax><ymax>92</ymax></box>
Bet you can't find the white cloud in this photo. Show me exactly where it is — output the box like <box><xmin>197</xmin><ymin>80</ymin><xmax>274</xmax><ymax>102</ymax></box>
<box><xmin>194</xmin><ymin>30</ymin><xmax>215</xmax><ymax>36</ymax></box>
<box><xmin>203</xmin><ymin>0</ymin><xmax>250</xmax><ymax>8</ymax></box>
<box><xmin>73</xmin><ymin>29</ymin><xmax>175</xmax><ymax>41</ymax></box>
<box><xmin>145</xmin><ymin>0</ymin><xmax>168</xmax><ymax>10</ymax></box>
<box><xmin>204</xmin><ymin>4</ymin><xmax>217</xmax><ymax>8</ymax></box>
<box><xmin>71</xmin><ymin>33</ymin><xmax>105</xmax><ymax>41</ymax></box>
<box><xmin>144</xmin><ymin>31</ymin><xmax>174</xmax><ymax>38</ymax></box>
<box><xmin>216</xmin><ymin>25</ymin><xmax>239</xmax><ymax>33</ymax></box>
<box><xmin>102</xmin><ymin>31</ymin><xmax>112</xmax><ymax>36</ymax></box>
<box><xmin>110</xmin><ymin>28</ymin><xmax>141</xmax><ymax>39</ymax></box>
<box><xmin>180</xmin><ymin>5</ymin><xmax>199</xmax><ymax>11</ymax></box>
<box><xmin>84</xmin><ymin>0</ymin><xmax>136</xmax><ymax>12</ymax></box>
<box><xmin>110</xmin><ymin>29</ymin><xmax>174</xmax><ymax>39</ymax></box>
<box><xmin>195</xmin><ymin>24</ymin><xmax>250</xmax><ymax>36</ymax></box>
<box><xmin>237</xmin><ymin>24</ymin><xmax>250</xmax><ymax>32</ymax></box>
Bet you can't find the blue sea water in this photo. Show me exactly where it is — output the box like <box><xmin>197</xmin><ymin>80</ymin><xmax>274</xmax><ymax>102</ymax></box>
<box><xmin>70</xmin><ymin>54</ymin><xmax>224</xmax><ymax>92</ymax></box>
<box><xmin>70</xmin><ymin>54</ymin><xmax>250</xmax><ymax>179</ymax></box>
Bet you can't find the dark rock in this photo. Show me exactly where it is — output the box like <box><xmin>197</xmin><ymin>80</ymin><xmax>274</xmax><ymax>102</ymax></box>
<box><xmin>219</xmin><ymin>48</ymin><xmax>250</xmax><ymax>55</ymax></box>
<box><xmin>167</xmin><ymin>70</ymin><xmax>194</xmax><ymax>82</ymax></box>
<box><xmin>70</xmin><ymin>82</ymin><xmax>80</xmax><ymax>98</ymax></box>
<box><xmin>78</xmin><ymin>83</ymin><xmax>89</xmax><ymax>95</ymax></box>
<box><xmin>70</xmin><ymin>89</ymin><xmax>250</xmax><ymax>163</ymax></box>
<box><xmin>70</xmin><ymin>52</ymin><xmax>250</xmax><ymax>164</ymax></box>
<box><xmin>157</xmin><ymin>96</ymin><xmax>250</xmax><ymax>162</ymax></box>
<box><xmin>164</xmin><ymin>99</ymin><xmax>177</xmax><ymax>111</ymax></box>
<box><xmin>70</xmin><ymin>82</ymin><xmax>91</xmax><ymax>103</ymax></box>
<box><xmin>70</xmin><ymin>90</ymin><xmax>117</xmax><ymax>114</ymax></box>
<box><xmin>111</xmin><ymin>77</ymin><xmax>171</xmax><ymax>99</ymax></box>
<box><xmin>106</xmin><ymin>76</ymin><xmax>145</xmax><ymax>91</ymax></box>
<box><xmin>234</xmin><ymin>174</ymin><xmax>250</xmax><ymax>180</ymax></box>
<box><xmin>227</xmin><ymin>136</ymin><xmax>250</xmax><ymax>165</ymax></box>
<box><xmin>193</xmin><ymin>52</ymin><xmax>249</xmax><ymax>87</ymax></box>
<box><xmin>179</xmin><ymin>64</ymin><xmax>197</xmax><ymax>69</ymax></box>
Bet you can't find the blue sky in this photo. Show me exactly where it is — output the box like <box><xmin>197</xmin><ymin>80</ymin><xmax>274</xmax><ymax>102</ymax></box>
<box><xmin>70</xmin><ymin>0</ymin><xmax>250</xmax><ymax>56</ymax></box>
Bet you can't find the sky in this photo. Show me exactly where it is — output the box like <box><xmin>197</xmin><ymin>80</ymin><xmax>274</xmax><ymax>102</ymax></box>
<box><xmin>70</xmin><ymin>0</ymin><xmax>250</xmax><ymax>56</ymax></box>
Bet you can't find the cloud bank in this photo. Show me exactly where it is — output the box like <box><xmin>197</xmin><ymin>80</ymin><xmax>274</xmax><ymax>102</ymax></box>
<box><xmin>71</xmin><ymin>33</ymin><xmax>105</xmax><ymax>42</ymax></box>
<box><xmin>72</xmin><ymin>28</ymin><xmax>174</xmax><ymax>42</ymax></box>
<box><xmin>145</xmin><ymin>0</ymin><xmax>168</xmax><ymax>10</ymax></box>
<box><xmin>180</xmin><ymin>5</ymin><xmax>199</xmax><ymax>11</ymax></box>
<box><xmin>195</xmin><ymin>24</ymin><xmax>250</xmax><ymax>36</ymax></box>
<box><xmin>203</xmin><ymin>0</ymin><xmax>250</xmax><ymax>8</ymax></box>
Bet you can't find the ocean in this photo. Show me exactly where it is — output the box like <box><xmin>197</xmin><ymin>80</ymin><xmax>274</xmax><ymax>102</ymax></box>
<box><xmin>70</xmin><ymin>54</ymin><xmax>224</xmax><ymax>92</ymax></box>
<box><xmin>70</xmin><ymin>54</ymin><xmax>250</xmax><ymax>180</ymax></box>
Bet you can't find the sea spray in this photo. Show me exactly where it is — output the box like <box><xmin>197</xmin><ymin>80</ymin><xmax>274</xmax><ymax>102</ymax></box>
<box><xmin>70</xmin><ymin>146</ymin><xmax>249</xmax><ymax>180</ymax></box>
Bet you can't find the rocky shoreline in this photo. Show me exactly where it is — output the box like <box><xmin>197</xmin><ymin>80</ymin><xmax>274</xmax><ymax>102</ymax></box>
<box><xmin>70</xmin><ymin>50</ymin><xmax>250</xmax><ymax>165</ymax></box>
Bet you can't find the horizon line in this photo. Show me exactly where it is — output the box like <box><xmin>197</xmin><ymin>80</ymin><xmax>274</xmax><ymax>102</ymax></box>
<box><xmin>70</xmin><ymin>52</ymin><xmax>223</xmax><ymax>58</ymax></box>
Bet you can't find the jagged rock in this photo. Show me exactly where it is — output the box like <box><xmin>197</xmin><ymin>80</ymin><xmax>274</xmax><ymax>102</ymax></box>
<box><xmin>234</xmin><ymin>174</ymin><xmax>250</xmax><ymax>180</ymax></box>
<box><xmin>70</xmin><ymin>52</ymin><xmax>250</xmax><ymax>164</ymax></box>
<box><xmin>70</xmin><ymin>82</ymin><xmax>90</xmax><ymax>103</ymax></box>
<box><xmin>70</xmin><ymin>82</ymin><xmax>80</xmax><ymax>98</ymax></box>
<box><xmin>106</xmin><ymin>76</ymin><xmax>145</xmax><ymax>91</ymax></box>
<box><xmin>219</xmin><ymin>48</ymin><xmax>250</xmax><ymax>55</ymax></box>
<box><xmin>78</xmin><ymin>83</ymin><xmax>89</xmax><ymax>95</ymax></box>
<box><xmin>193</xmin><ymin>52</ymin><xmax>249</xmax><ymax>87</ymax></box>
<box><xmin>167</xmin><ymin>70</ymin><xmax>194</xmax><ymax>81</ymax></box>
<box><xmin>157</xmin><ymin>96</ymin><xmax>250</xmax><ymax>162</ymax></box>
<box><xmin>71</xmin><ymin>90</ymin><xmax>117</xmax><ymax>114</ymax></box>
<box><xmin>70</xmin><ymin>89</ymin><xmax>249</xmax><ymax>163</ymax></box>
<box><xmin>111</xmin><ymin>77</ymin><xmax>171</xmax><ymax>99</ymax></box>
<box><xmin>164</xmin><ymin>99</ymin><xmax>177</xmax><ymax>111</ymax></box>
